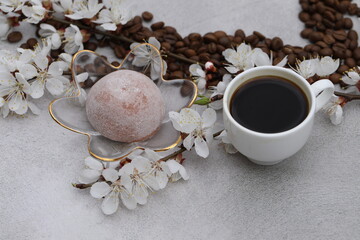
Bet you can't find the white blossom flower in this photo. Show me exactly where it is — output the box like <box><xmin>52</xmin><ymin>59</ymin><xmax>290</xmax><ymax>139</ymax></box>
<box><xmin>140</xmin><ymin>149</ymin><xmax>171</xmax><ymax>190</ymax></box>
<box><xmin>341</xmin><ymin>69</ymin><xmax>360</xmax><ymax>93</ymax></box>
<box><xmin>130</xmin><ymin>37</ymin><xmax>167</xmax><ymax>80</ymax></box>
<box><xmin>291</xmin><ymin>58</ymin><xmax>318</xmax><ymax>79</ymax></box>
<box><xmin>64</xmin><ymin>24</ymin><xmax>84</xmax><ymax>54</ymax></box>
<box><xmin>254</xmin><ymin>49</ymin><xmax>288</xmax><ymax>67</ymax></box>
<box><xmin>0</xmin><ymin>49</ymin><xmax>19</xmax><ymax>72</ymax></box>
<box><xmin>322</xmin><ymin>95</ymin><xmax>345</xmax><ymax>125</ymax></box>
<box><xmin>18</xmin><ymin>55</ymin><xmax>69</xmax><ymax>98</ymax></box>
<box><xmin>52</xmin><ymin>0</ymin><xmax>75</xmax><ymax>14</ymax></box>
<box><xmin>209</xmin><ymin>74</ymin><xmax>232</xmax><ymax>110</ymax></box>
<box><xmin>0</xmin><ymin>72</ymin><xmax>31</xmax><ymax>115</ymax></box>
<box><xmin>0</xmin><ymin>0</ymin><xmax>26</xmax><ymax>14</ymax></box>
<box><xmin>189</xmin><ymin>64</ymin><xmax>207</xmax><ymax>94</ymax></box>
<box><xmin>216</xmin><ymin>130</ymin><xmax>238</xmax><ymax>154</ymax></box>
<box><xmin>118</xmin><ymin>156</ymin><xmax>153</xmax><ymax>205</ymax></box>
<box><xmin>222</xmin><ymin>43</ymin><xmax>256</xmax><ymax>73</ymax></box>
<box><xmin>0</xmin><ymin>13</ymin><xmax>10</xmax><ymax>39</ymax></box>
<box><xmin>78</xmin><ymin>156</ymin><xmax>119</xmax><ymax>184</ymax></box>
<box><xmin>169</xmin><ymin>108</ymin><xmax>216</xmax><ymax>158</ymax></box>
<box><xmin>93</xmin><ymin>0</ymin><xmax>132</xmax><ymax>31</ymax></box>
<box><xmin>316</xmin><ymin>56</ymin><xmax>340</xmax><ymax>77</ymax></box>
<box><xmin>65</xmin><ymin>0</ymin><xmax>104</xmax><ymax>20</ymax></box>
<box><xmin>17</xmin><ymin>38</ymin><xmax>52</xmax><ymax>65</ymax></box>
<box><xmin>22</xmin><ymin>0</ymin><xmax>47</xmax><ymax>24</ymax></box>
<box><xmin>166</xmin><ymin>159</ymin><xmax>189</xmax><ymax>182</ymax></box>
<box><xmin>0</xmin><ymin>97</ymin><xmax>10</xmax><ymax>118</ymax></box>
<box><xmin>38</xmin><ymin>23</ymin><xmax>62</xmax><ymax>50</ymax></box>
<box><xmin>90</xmin><ymin>179</ymin><xmax>137</xmax><ymax>215</ymax></box>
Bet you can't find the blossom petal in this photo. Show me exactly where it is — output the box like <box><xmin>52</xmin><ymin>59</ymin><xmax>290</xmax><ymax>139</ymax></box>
<box><xmin>169</xmin><ymin>111</ymin><xmax>183</xmax><ymax>132</ymax></box>
<box><xmin>201</xmin><ymin>108</ymin><xmax>217</xmax><ymax>128</ymax></box>
<box><xmin>148</xmin><ymin>37</ymin><xmax>161</xmax><ymax>50</ymax></box>
<box><xmin>132</xmin><ymin>156</ymin><xmax>151</xmax><ymax>172</ymax></box>
<box><xmin>155</xmin><ymin>170</ymin><xmax>168</xmax><ymax>189</ymax></box>
<box><xmin>14</xmin><ymin>98</ymin><xmax>28</xmax><ymax>115</ymax></box>
<box><xmin>330</xmin><ymin>105</ymin><xmax>343</xmax><ymax>125</ymax></box>
<box><xmin>28</xmin><ymin>101</ymin><xmax>40</xmax><ymax>115</ymax></box>
<box><xmin>194</xmin><ymin>137</ymin><xmax>209</xmax><ymax>158</ymax></box>
<box><xmin>78</xmin><ymin>169</ymin><xmax>101</xmax><ymax>184</ymax></box>
<box><xmin>183</xmin><ymin>134</ymin><xmax>194</xmax><ymax>151</ymax></box>
<box><xmin>34</xmin><ymin>55</ymin><xmax>49</xmax><ymax>71</ymax></box>
<box><xmin>90</xmin><ymin>182</ymin><xmax>111</xmax><ymax>199</ymax></box>
<box><xmin>143</xmin><ymin>174</ymin><xmax>160</xmax><ymax>191</ymax></box>
<box><xmin>30</xmin><ymin>80</ymin><xmax>45</xmax><ymax>99</ymax></box>
<box><xmin>120</xmin><ymin>190</ymin><xmax>137</xmax><ymax>210</ymax></box>
<box><xmin>102</xmin><ymin>168</ymin><xmax>119</xmax><ymax>182</ymax></box>
<box><xmin>8</xmin><ymin>92</ymin><xmax>22</xmax><ymax>111</ymax></box>
<box><xmin>133</xmin><ymin>184</ymin><xmax>148</xmax><ymax>205</ymax></box>
<box><xmin>178</xmin><ymin>108</ymin><xmax>201</xmax><ymax>133</ymax></box>
<box><xmin>18</xmin><ymin>64</ymin><xmax>38</xmax><ymax>79</ymax></box>
<box><xmin>178</xmin><ymin>165</ymin><xmax>189</xmax><ymax>180</ymax></box>
<box><xmin>101</xmin><ymin>190</ymin><xmax>119</xmax><ymax>215</ymax></box>
<box><xmin>0</xmin><ymin>97</ymin><xmax>5</xmax><ymax>107</ymax></box>
<box><xmin>166</xmin><ymin>159</ymin><xmax>181</xmax><ymax>174</ymax></box>
<box><xmin>101</xmin><ymin>23</ymin><xmax>117</xmax><ymax>31</ymax></box>
<box><xmin>0</xmin><ymin>71</ymin><xmax>16</xmax><ymax>86</ymax></box>
<box><xmin>84</xmin><ymin>156</ymin><xmax>103</xmax><ymax>171</ymax></box>
<box><xmin>46</xmin><ymin>77</ymin><xmax>65</xmax><ymax>96</ymax></box>
<box><xmin>144</xmin><ymin>148</ymin><xmax>161</xmax><ymax>161</ymax></box>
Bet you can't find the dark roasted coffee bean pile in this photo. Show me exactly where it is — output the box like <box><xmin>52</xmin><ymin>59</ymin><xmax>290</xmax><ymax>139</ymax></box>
<box><xmin>9</xmin><ymin>0</ymin><xmax>360</xmax><ymax>85</ymax></box>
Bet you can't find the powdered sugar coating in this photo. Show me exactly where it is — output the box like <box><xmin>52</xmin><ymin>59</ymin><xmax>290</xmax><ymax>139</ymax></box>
<box><xmin>86</xmin><ymin>70</ymin><xmax>165</xmax><ymax>142</ymax></box>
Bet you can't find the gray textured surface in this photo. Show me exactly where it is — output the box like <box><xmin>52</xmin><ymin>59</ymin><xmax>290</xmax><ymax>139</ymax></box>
<box><xmin>1</xmin><ymin>0</ymin><xmax>360</xmax><ymax>239</ymax></box>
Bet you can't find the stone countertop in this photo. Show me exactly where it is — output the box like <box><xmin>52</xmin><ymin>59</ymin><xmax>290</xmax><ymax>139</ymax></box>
<box><xmin>1</xmin><ymin>0</ymin><xmax>360</xmax><ymax>239</ymax></box>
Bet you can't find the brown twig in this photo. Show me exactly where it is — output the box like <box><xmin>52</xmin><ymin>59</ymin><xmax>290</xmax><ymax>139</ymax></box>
<box><xmin>334</xmin><ymin>91</ymin><xmax>360</xmax><ymax>101</ymax></box>
<box><xmin>50</xmin><ymin>17</ymin><xmax>204</xmax><ymax>67</ymax></box>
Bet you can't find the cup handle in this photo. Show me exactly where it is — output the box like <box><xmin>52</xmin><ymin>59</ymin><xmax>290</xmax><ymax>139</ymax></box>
<box><xmin>310</xmin><ymin>79</ymin><xmax>334</xmax><ymax>112</ymax></box>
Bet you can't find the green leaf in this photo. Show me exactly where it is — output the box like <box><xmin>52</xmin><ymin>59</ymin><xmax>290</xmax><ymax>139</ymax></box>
<box><xmin>194</xmin><ymin>97</ymin><xmax>211</xmax><ymax>105</ymax></box>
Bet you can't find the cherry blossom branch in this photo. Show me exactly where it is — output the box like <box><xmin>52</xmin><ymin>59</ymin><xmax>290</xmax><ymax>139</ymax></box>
<box><xmin>49</xmin><ymin>17</ymin><xmax>204</xmax><ymax>67</ymax></box>
<box><xmin>334</xmin><ymin>91</ymin><xmax>360</xmax><ymax>101</ymax></box>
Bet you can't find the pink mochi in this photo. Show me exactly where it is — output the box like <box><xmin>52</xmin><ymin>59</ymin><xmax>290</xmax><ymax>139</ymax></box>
<box><xmin>86</xmin><ymin>70</ymin><xmax>165</xmax><ymax>142</ymax></box>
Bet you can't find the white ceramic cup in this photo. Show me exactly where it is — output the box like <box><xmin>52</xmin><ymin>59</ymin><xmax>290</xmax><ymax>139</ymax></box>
<box><xmin>223</xmin><ymin>66</ymin><xmax>334</xmax><ymax>165</ymax></box>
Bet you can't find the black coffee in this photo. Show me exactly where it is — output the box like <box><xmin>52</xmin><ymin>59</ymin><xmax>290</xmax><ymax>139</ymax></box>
<box><xmin>230</xmin><ymin>76</ymin><xmax>308</xmax><ymax>133</ymax></box>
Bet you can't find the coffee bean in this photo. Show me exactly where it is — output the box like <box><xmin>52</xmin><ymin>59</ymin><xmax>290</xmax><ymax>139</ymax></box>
<box><xmin>323</xmin><ymin>34</ymin><xmax>335</xmax><ymax>45</ymax></box>
<box><xmin>312</xmin><ymin>13</ymin><xmax>322</xmax><ymax>22</ymax></box>
<box><xmin>334</xmin><ymin>20</ymin><xmax>344</xmax><ymax>30</ymax></box>
<box><xmin>151</xmin><ymin>22</ymin><xmax>164</xmax><ymax>31</ymax></box>
<box><xmin>349</xmin><ymin>40</ymin><xmax>357</xmax><ymax>50</ymax></box>
<box><xmin>85</xmin><ymin>42</ymin><xmax>97</xmax><ymax>51</ymax></box>
<box><xmin>188</xmin><ymin>33</ymin><xmax>202</xmax><ymax>42</ymax></box>
<box><xmin>189</xmin><ymin>41</ymin><xmax>201</xmax><ymax>50</ymax></box>
<box><xmin>199</xmin><ymin>52</ymin><xmax>210</xmax><ymax>62</ymax></box>
<box><xmin>345</xmin><ymin>58</ymin><xmax>356</xmax><ymax>68</ymax></box>
<box><xmin>175</xmin><ymin>41</ymin><xmax>185</xmax><ymax>48</ymax></box>
<box><xmin>168</xmin><ymin>62</ymin><xmax>180</xmax><ymax>71</ymax></box>
<box><xmin>348</xmin><ymin>3</ymin><xmax>358</xmax><ymax>15</ymax></box>
<box><xmin>323</xmin><ymin>10</ymin><xmax>335</xmax><ymax>21</ymax></box>
<box><xmin>164</xmin><ymin>26</ymin><xmax>176</xmax><ymax>34</ymax></box>
<box><xmin>343</xmin><ymin>18</ymin><xmax>353</xmax><ymax>29</ymax></box>
<box><xmin>175</xmin><ymin>47</ymin><xmax>187</xmax><ymax>54</ymax></box>
<box><xmin>50</xmin><ymin>50</ymin><xmax>61</xmax><ymax>59</ymax></box>
<box><xmin>164</xmin><ymin>34</ymin><xmax>177</xmax><ymax>44</ymax></box>
<box><xmin>19</xmin><ymin>43</ymin><xmax>29</xmax><ymax>49</ymax></box>
<box><xmin>128</xmin><ymin>23</ymin><xmax>142</xmax><ymax>34</ymax></box>
<box><xmin>270</xmin><ymin>37</ymin><xmax>283</xmax><ymax>51</ymax></box>
<box><xmin>322</xmin><ymin>18</ymin><xmax>335</xmax><ymax>28</ymax></box>
<box><xmin>311</xmin><ymin>45</ymin><xmax>321</xmax><ymax>53</ymax></box>
<box><xmin>207</xmin><ymin>42</ymin><xmax>217</xmax><ymax>54</ymax></box>
<box><xmin>111</xmin><ymin>61</ymin><xmax>120</xmax><ymax>67</ymax></box>
<box><xmin>216</xmin><ymin>44</ymin><xmax>226</xmax><ymax>54</ymax></box>
<box><xmin>170</xmin><ymin>70</ymin><xmax>184</xmax><ymax>79</ymax></box>
<box><xmin>319</xmin><ymin>47</ymin><xmax>333</xmax><ymax>56</ymax></box>
<box><xmin>253</xmin><ymin>31</ymin><xmax>265</xmax><ymax>40</ymax></box>
<box><xmin>333</xmin><ymin>46</ymin><xmax>347</xmax><ymax>58</ymax></box>
<box><xmin>203</xmin><ymin>33</ymin><xmax>217</xmax><ymax>43</ymax></box>
<box><xmin>114</xmin><ymin>45</ymin><xmax>127</xmax><ymax>59</ymax></box>
<box><xmin>142</xmin><ymin>11</ymin><xmax>153</xmax><ymax>21</ymax></box>
<box><xmin>305</xmin><ymin>20</ymin><xmax>317</xmax><ymax>28</ymax></box>
<box><xmin>309</xmin><ymin>31</ymin><xmax>324</xmax><ymax>42</ymax></box>
<box><xmin>283</xmin><ymin>47</ymin><xmax>293</xmax><ymax>54</ymax></box>
<box><xmin>235</xmin><ymin>29</ymin><xmax>245</xmax><ymax>39</ymax></box>
<box><xmin>218</xmin><ymin>36</ymin><xmax>231</xmax><ymax>47</ymax></box>
<box><xmin>7</xmin><ymin>31</ymin><xmax>22</xmax><ymax>43</ymax></box>
<box><xmin>332</xmin><ymin>30</ymin><xmax>347</xmax><ymax>41</ymax></box>
<box><xmin>329</xmin><ymin>73</ymin><xmax>342</xmax><ymax>84</ymax></box>
<box><xmin>337</xmin><ymin>64</ymin><xmax>349</xmax><ymax>74</ymax></box>
<box><xmin>214</xmin><ymin>31</ymin><xmax>227</xmax><ymax>39</ymax></box>
<box><xmin>26</xmin><ymin>38</ymin><xmax>38</xmax><ymax>49</ymax></box>
<box><xmin>316</xmin><ymin>41</ymin><xmax>328</xmax><ymax>48</ymax></box>
<box><xmin>184</xmin><ymin>49</ymin><xmax>196</xmax><ymax>58</ymax></box>
<box><xmin>348</xmin><ymin>30</ymin><xmax>358</xmax><ymax>40</ymax></box>
<box><xmin>287</xmin><ymin>54</ymin><xmax>296</xmax><ymax>65</ymax></box>
<box><xmin>197</xmin><ymin>46</ymin><xmax>207</xmax><ymax>54</ymax></box>
<box><xmin>161</xmin><ymin>42</ymin><xmax>171</xmax><ymax>51</ymax></box>
<box><xmin>301</xmin><ymin>28</ymin><xmax>313</xmax><ymax>38</ymax></box>
<box><xmin>299</xmin><ymin>11</ymin><xmax>311</xmax><ymax>22</ymax></box>
<box><xmin>345</xmin><ymin>49</ymin><xmax>352</xmax><ymax>58</ymax></box>
<box><xmin>353</xmin><ymin>47</ymin><xmax>360</xmax><ymax>60</ymax></box>
<box><xmin>233</xmin><ymin>36</ymin><xmax>243</xmax><ymax>44</ymax></box>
